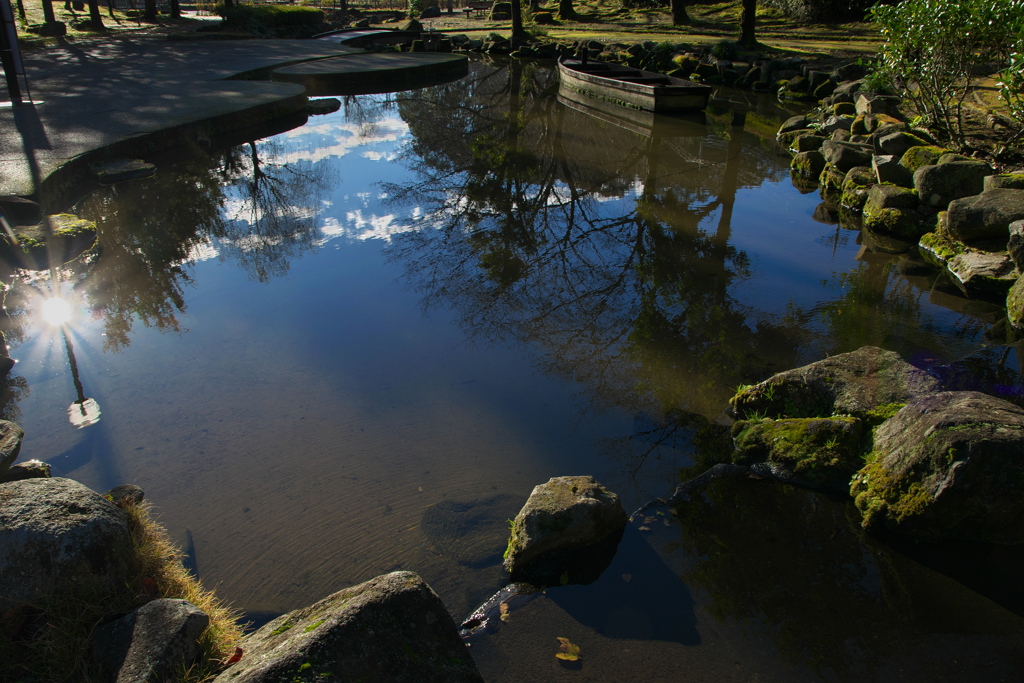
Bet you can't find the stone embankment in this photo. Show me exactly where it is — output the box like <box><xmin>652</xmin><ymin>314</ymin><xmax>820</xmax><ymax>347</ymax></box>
<box><xmin>774</xmin><ymin>68</ymin><xmax>1024</xmax><ymax>329</ymax></box>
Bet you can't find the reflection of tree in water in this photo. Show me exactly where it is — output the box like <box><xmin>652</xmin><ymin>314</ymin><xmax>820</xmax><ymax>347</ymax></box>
<box><xmin>49</xmin><ymin>135</ymin><xmax>335</xmax><ymax>350</ymax></box>
<box><xmin>212</xmin><ymin>137</ymin><xmax>337</xmax><ymax>284</ymax></box>
<box><xmin>73</xmin><ymin>157</ymin><xmax>226</xmax><ymax>350</ymax></box>
<box><xmin>386</xmin><ymin>61</ymin><xmax>804</xmax><ymax>425</ymax></box>
<box><xmin>672</xmin><ymin>476</ymin><xmax>907</xmax><ymax>678</ymax></box>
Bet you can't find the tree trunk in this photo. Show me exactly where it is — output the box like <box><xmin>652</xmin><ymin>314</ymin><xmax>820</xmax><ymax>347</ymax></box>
<box><xmin>170</xmin><ymin>0</ymin><xmax>180</xmax><ymax>19</ymax></box>
<box><xmin>670</xmin><ymin>0</ymin><xmax>688</xmax><ymax>25</ymax></box>
<box><xmin>42</xmin><ymin>0</ymin><xmax>57</xmax><ymax>24</ymax></box>
<box><xmin>510</xmin><ymin>0</ymin><xmax>526</xmax><ymax>42</ymax></box>
<box><xmin>557</xmin><ymin>0</ymin><xmax>573</xmax><ymax>20</ymax></box>
<box><xmin>143</xmin><ymin>0</ymin><xmax>156</xmax><ymax>21</ymax></box>
<box><xmin>738</xmin><ymin>0</ymin><xmax>757</xmax><ymax>48</ymax></box>
<box><xmin>87</xmin><ymin>0</ymin><xmax>104</xmax><ymax>28</ymax></box>
<box><xmin>15</xmin><ymin>0</ymin><xmax>26</xmax><ymax>21</ymax></box>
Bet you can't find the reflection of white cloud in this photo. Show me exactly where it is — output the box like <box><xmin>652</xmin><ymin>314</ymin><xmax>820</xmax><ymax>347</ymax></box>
<box><xmin>274</xmin><ymin>118</ymin><xmax>409</xmax><ymax>164</ymax></box>
<box><xmin>314</xmin><ymin>209</ymin><xmax>419</xmax><ymax>245</ymax></box>
<box><xmin>185</xmin><ymin>240</ymin><xmax>219</xmax><ymax>263</ymax></box>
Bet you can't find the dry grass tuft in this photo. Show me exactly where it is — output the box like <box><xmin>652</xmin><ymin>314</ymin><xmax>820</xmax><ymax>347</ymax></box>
<box><xmin>0</xmin><ymin>499</ymin><xmax>243</xmax><ymax>683</ymax></box>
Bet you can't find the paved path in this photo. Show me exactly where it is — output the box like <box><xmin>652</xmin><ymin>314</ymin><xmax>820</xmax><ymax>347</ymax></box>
<box><xmin>0</xmin><ymin>36</ymin><xmax>361</xmax><ymax>200</ymax></box>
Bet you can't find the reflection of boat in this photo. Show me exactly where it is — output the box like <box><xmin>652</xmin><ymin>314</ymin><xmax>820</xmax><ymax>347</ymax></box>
<box><xmin>557</xmin><ymin>57</ymin><xmax>712</xmax><ymax>114</ymax></box>
<box><xmin>557</xmin><ymin>84</ymin><xmax>706</xmax><ymax>138</ymax></box>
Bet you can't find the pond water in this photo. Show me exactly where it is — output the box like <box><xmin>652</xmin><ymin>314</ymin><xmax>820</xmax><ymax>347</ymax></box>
<box><xmin>5</xmin><ymin>58</ymin><xmax>1024</xmax><ymax>680</ymax></box>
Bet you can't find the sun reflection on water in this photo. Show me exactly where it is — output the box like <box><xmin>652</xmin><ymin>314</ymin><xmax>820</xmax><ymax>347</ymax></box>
<box><xmin>40</xmin><ymin>297</ymin><xmax>73</xmax><ymax>327</ymax></box>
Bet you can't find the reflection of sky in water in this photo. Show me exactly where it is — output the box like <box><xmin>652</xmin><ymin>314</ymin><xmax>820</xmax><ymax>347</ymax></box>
<box><xmin>4</xmin><ymin>67</ymin><xmax>1021</xmax><ymax>683</ymax></box>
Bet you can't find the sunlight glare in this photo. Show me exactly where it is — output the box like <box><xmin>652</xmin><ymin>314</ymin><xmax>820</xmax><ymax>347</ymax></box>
<box><xmin>41</xmin><ymin>298</ymin><xmax>73</xmax><ymax>326</ymax></box>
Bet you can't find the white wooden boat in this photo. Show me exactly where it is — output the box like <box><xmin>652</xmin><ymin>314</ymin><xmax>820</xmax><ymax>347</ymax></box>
<box><xmin>557</xmin><ymin>56</ymin><xmax>712</xmax><ymax>113</ymax></box>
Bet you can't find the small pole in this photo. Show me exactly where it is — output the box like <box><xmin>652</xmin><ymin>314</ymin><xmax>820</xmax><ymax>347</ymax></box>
<box><xmin>0</xmin><ymin>0</ymin><xmax>24</xmax><ymax>104</ymax></box>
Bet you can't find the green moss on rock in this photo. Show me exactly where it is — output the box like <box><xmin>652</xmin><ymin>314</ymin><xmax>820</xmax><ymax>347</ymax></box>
<box><xmin>731</xmin><ymin>416</ymin><xmax>865</xmax><ymax>487</ymax></box>
<box><xmin>899</xmin><ymin>145</ymin><xmax>948</xmax><ymax>173</ymax></box>
<box><xmin>918</xmin><ymin>231</ymin><xmax>967</xmax><ymax>267</ymax></box>
<box><xmin>840</xmin><ymin>167</ymin><xmax>875</xmax><ymax>211</ymax></box>
<box><xmin>863</xmin><ymin>207</ymin><xmax>924</xmax><ymax>239</ymax></box>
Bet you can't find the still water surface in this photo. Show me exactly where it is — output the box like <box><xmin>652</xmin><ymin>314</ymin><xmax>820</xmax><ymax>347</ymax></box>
<box><xmin>5</xmin><ymin>59</ymin><xmax>1023</xmax><ymax>680</ymax></box>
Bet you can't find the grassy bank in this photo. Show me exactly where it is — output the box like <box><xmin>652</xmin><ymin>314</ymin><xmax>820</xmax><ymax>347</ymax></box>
<box><xmin>2</xmin><ymin>500</ymin><xmax>242</xmax><ymax>682</ymax></box>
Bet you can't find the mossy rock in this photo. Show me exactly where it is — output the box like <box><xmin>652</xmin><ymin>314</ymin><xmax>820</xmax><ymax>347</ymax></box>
<box><xmin>863</xmin><ymin>207</ymin><xmax>924</xmax><ymax>240</ymax></box>
<box><xmin>899</xmin><ymin>145</ymin><xmax>948</xmax><ymax>173</ymax></box>
<box><xmin>833</xmin><ymin>101</ymin><xmax>856</xmax><ymax>117</ymax></box>
<box><xmin>813</xmin><ymin>79</ymin><xmax>836</xmax><ymax>99</ymax></box>
<box><xmin>1008</xmin><ymin>276</ymin><xmax>1024</xmax><ymax>331</ymax></box>
<box><xmin>729</xmin><ymin>346</ymin><xmax>940</xmax><ymax>421</ymax></box>
<box><xmin>947</xmin><ymin>251</ymin><xmax>1017</xmax><ymax>299</ymax></box>
<box><xmin>503</xmin><ymin>476</ymin><xmax>626</xmax><ymax>586</ymax></box>
<box><xmin>731</xmin><ymin>416</ymin><xmax>866</xmax><ymax>490</ymax></box>
<box><xmin>818</xmin><ymin>162</ymin><xmax>846</xmax><ymax>200</ymax></box>
<box><xmin>850</xmin><ymin>391</ymin><xmax>1024</xmax><ymax>543</ymax></box>
<box><xmin>777</xmin><ymin>129</ymin><xmax>811</xmax><ymax>147</ymax></box>
<box><xmin>850</xmin><ymin>113</ymin><xmax>868</xmax><ymax>135</ymax></box>
<box><xmin>918</xmin><ymin>231</ymin><xmax>967</xmax><ymax>268</ymax></box>
<box><xmin>839</xmin><ymin>166</ymin><xmax>875</xmax><ymax>211</ymax></box>
<box><xmin>0</xmin><ymin>214</ymin><xmax>98</xmax><ymax>271</ymax></box>
<box><xmin>864</xmin><ymin>113</ymin><xmax>902</xmax><ymax>134</ymax></box>
<box><xmin>984</xmin><ymin>173</ymin><xmax>1024</xmax><ymax>192</ymax></box>
<box><xmin>791</xmin><ymin>150</ymin><xmax>826</xmax><ymax>178</ymax></box>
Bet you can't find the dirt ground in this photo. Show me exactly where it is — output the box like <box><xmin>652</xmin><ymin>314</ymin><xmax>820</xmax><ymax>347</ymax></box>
<box><xmin>8</xmin><ymin>0</ymin><xmax>1021</xmax><ymax>163</ymax></box>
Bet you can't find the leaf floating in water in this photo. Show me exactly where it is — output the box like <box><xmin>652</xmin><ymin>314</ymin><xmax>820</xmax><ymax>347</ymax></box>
<box><xmin>559</xmin><ymin>570</ymin><xmax>569</xmax><ymax>585</ymax></box>
<box><xmin>417</xmin><ymin>486</ymin><xmax>424</xmax><ymax>493</ymax></box>
<box><xmin>638</xmin><ymin>526</ymin><xmax>651</xmax><ymax>531</ymax></box>
<box><xmin>621</xmin><ymin>573</ymin><xmax>632</xmax><ymax>583</ymax></box>
<box><xmin>499</xmin><ymin>602</ymin><xmax>510</xmax><ymax>622</ymax></box>
<box><xmin>556</xmin><ymin>637</ymin><xmax>581</xmax><ymax>661</ymax></box>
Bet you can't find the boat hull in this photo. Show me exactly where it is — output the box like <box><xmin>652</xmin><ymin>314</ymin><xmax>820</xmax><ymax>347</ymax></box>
<box><xmin>557</xmin><ymin>58</ymin><xmax>711</xmax><ymax>113</ymax></box>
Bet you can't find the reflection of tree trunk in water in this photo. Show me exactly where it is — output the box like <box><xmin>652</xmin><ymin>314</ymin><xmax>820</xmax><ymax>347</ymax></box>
<box><xmin>714</xmin><ymin>110</ymin><xmax>746</xmax><ymax>247</ymax></box>
<box><xmin>250</xmin><ymin>141</ymin><xmax>267</xmax><ymax>202</ymax></box>
<box><xmin>642</xmin><ymin>130</ymin><xmax>662</xmax><ymax>199</ymax></box>
<box><xmin>61</xmin><ymin>327</ymin><xmax>88</xmax><ymax>407</ymax></box>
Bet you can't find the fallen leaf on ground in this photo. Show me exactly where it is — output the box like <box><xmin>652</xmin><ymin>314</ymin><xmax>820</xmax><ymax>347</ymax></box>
<box><xmin>556</xmin><ymin>637</ymin><xmax>581</xmax><ymax>661</ymax></box>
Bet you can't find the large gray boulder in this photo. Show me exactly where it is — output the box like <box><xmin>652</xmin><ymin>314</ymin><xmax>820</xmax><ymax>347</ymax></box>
<box><xmin>914</xmin><ymin>161</ymin><xmax>994</xmax><ymax>208</ymax></box>
<box><xmin>730</xmin><ymin>346</ymin><xmax>941</xmax><ymax>420</ymax></box>
<box><xmin>503</xmin><ymin>475</ymin><xmax>627</xmax><ymax>586</ymax></box>
<box><xmin>213</xmin><ymin>571</ymin><xmax>481</xmax><ymax>683</ymax></box>
<box><xmin>0</xmin><ymin>477</ymin><xmax>132</xmax><ymax>611</ymax></box>
<box><xmin>1008</xmin><ymin>276</ymin><xmax>1024</xmax><ymax>331</ymax></box>
<box><xmin>945</xmin><ymin>189</ymin><xmax>1024</xmax><ymax>242</ymax></box>
<box><xmin>850</xmin><ymin>392</ymin><xmax>1024</xmax><ymax>543</ymax></box>
<box><xmin>92</xmin><ymin>598</ymin><xmax>209</xmax><ymax>683</ymax></box>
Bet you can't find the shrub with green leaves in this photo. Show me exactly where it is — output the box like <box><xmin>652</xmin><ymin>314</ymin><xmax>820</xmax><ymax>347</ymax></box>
<box><xmin>872</xmin><ymin>0</ymin><xmax>1024</xmax><ymax>147</ymax></box>
<box><xmin>218</xmin><ymin>4</ymin><xmax>325</xmax><ymax>35</ymax></box>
